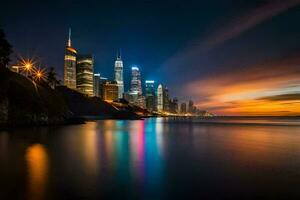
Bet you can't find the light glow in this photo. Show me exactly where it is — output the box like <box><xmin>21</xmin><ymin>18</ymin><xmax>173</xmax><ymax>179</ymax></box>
<box><xmin>132</xmin><ymin>66</ymin><xmax>139</xmax><ymax>70</ymax></box>
<box><xmin>145</xmin><ymin>80</ymin><xmax>155</xmax><ymax>84</ymax></box>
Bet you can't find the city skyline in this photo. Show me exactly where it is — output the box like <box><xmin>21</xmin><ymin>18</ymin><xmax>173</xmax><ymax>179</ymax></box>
<box><xmin>2</xmin><ymin>0</ymin><xmax>300</xmax><ymax>115</ymax></box>
<box><xmin>2</xmin><ymin>2</ymin><xmax>300</xmax><ymax>199</ymax></box>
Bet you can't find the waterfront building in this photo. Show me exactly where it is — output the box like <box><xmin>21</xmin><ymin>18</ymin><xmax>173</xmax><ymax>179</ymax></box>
<box><xmin>114</xmin><ymin>50</ymin><xmax>124</xmax><ymax>99</ymax></box>
<box><xmin>102</xmin><ymin>81</ymin><xmax>119</xmax><ymax>101</ymax></box>
<box><xmin>76</xmin><ymin>55</ymin><xmax>94</xmax><ymax>96</ymax></box>
<box><xmin>188</xmin><ymin>100</ymin><xmax>194</xmax><ymax>114</ymax></box>
<box><xmin>163</xmin><ymin>87</ymin><xmax>170</xmax><ymax>112</ymax></box>
<box><xmin>180</xmin><ymin>102</ymin><xmax>187</xmax><ymax>114</ymax></box>
<box><xmin>145</xmin><ymin>80</ymin><xmax>156</xmax><ymax>111</ymax></box>
<box><xmin>169</xmin><ymin>98</ymin><xmax>179</xmax><ymax>113</ymax></box>
<box><xmin>124</xmin><ymin>91</ymin><xmax>146</xmax><ymax>108</ymax></box>
<box><xmin>157</xmin><ymin>84</ymin><xmax>170</xmax><ymax>112</ymax></box>
<box><xmin>157</xmin><ymin>84</ymin><xmax>163</xmax><ymax>111</ymax></box>
<box><xmin>63</xmin><ymin>28</ymin><xmax>77</xmax><ymax>89</ymax></box>
<box><xmin>124</xmin><ymin>91</ymin><xmax>138</xmax><ymax>104</ymax></box>
<box><xmin>99</xmin><ymin>76</ymin><xmax>108</xmax><ymax>99</ymax></box>
<box><xmin>136</xmin><ymin>95</ymin><xmax>146</xmax><ymax>108</ymax></box>
<box><xmin>93</xmin><ymin>73</ymin><xmax>100</xmax><ymax>97</ymax></box>
<box><xmin>130</xmin><ymin>66</ymin><xmax>142</xmax><ymax>95</ymax></box>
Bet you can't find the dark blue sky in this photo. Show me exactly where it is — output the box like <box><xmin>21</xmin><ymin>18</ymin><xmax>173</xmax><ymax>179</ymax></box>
<box><xmin>0</xmin><ymin>1</ymin><xmax>254</xmax><ymax>87</ymax></box>
<box><xmin>1</xmin><ymin>0</ymin><xmax>300</xmax><ymax>114</ymax></box>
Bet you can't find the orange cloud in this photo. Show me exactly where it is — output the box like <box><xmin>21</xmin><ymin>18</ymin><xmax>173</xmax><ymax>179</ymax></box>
<box><xmin>187</xmin><ymin>55</ymin><xmax>300</xmax><ymax>116</ymax></box>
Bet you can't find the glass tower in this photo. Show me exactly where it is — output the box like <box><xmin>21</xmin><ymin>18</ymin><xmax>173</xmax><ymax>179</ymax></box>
<box><xmin>93</xmin><ymin>73</ymin><xmax>100</xmax><ymax>97</ymax></box>
<box><xmin>63</xmin><ymin>28</ymin><xmax>77</xmax><ymax>89</ymax></box>
<box><xmin>157</xmin><ymin>84</ymin><xmax>163</xmax><ymax>111</ymax></box>
<box><xmin>145</xmin><ymin>80</ymin><xmax>156</xmax><ymax>111</ymax></box>
<box><xmin>130</xmin><ymin>66</ymin><xmax>142</xmax><ymax>95</ymax></box>
<box><xmin>76</xmin><ymin>55</ymin><xmax>94</xmax><ymax>96</ymax></box>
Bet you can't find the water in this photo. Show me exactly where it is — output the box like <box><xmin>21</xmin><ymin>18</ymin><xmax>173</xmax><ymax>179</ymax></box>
<box><xmin>1</xmin><ymin>117</ymin><xmax>300</xmax><ymax>199</ymax></box>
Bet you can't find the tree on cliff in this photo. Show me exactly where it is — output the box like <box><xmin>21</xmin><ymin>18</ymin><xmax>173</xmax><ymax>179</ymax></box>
<box><xmin>0</xmin><ymin>29</ymin><xmax>12</xmax><ymax>70</ymax></box>
<box><xmin>46</xmin><ymin>67</ymin><xmax>60</xmax><ymax>89</ymax></box>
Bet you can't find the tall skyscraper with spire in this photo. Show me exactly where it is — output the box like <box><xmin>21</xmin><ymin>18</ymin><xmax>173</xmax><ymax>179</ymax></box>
<box><xmin>63</xmin><ymin>28</ymin><xmax>77</xmax><ymax>89</ymax></box>
<box><xmin>114</xmin><ymin>50</ymin><xmax>124</xmax><ymax>98</ymax></box>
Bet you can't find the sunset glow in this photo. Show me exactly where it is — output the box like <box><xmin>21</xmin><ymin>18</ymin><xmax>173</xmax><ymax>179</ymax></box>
<box><xmin>187</xmin><ymin>56</ymin><xmax>300</xmax><ymax>116</ymax></box>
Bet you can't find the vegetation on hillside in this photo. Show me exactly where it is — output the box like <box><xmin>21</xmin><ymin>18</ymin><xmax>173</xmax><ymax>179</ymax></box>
<box><xmin>0</xmin><ymin>29</ymin><xmax>12</xmax><ymax>70</ymax></box>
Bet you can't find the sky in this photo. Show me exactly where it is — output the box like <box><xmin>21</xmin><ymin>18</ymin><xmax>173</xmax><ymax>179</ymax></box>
<box><xmin>1</xmin><ymin>0</ymin><xmax>300</xmax><ymax>116</ymax></box>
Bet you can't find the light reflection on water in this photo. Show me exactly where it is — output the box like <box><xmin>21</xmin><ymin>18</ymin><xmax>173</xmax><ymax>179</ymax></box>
<box><xmin>26</xmin><ymin>144</ymin><xmax>48</xmax><ymax>200</ymax></box>
<box><xmin>1</xmin><ymin>118</ymin><xmax>300</xmax><ymax>199</ymax></box>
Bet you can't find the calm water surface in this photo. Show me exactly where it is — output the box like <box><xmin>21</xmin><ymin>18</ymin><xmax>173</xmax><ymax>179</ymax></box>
<box><xmin>1</xmin><ymin>118</ymin><xmax>300</xmax><ymax>199</ymax></box>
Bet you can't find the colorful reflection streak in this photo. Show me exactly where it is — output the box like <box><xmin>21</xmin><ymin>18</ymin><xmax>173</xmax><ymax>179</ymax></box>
<box><xmin>25</xmin><ymin>144</ymin><xmax>49</xmax><ymax>200</ymax></box>
<box><xmin>103</xmin><ymin>120</ymin><xmax>115</xmax><ymax>170</ymax></box>
<box><xmin>130</xmin><ymin>120</ymin><xmax>145</xmax><ymax>183</ymax></box>
<box><xmin>144</xmin><ymin>118</ymin><xmax>165</xmax><ymax>193</ymax></box>
<box><xmin>98</xmin><ymin>119</ymin><xmax>165</xmax><ymax>196</ymax></box>
<box><xmin>81</xmin><ymin>122</ymin><xmax>99</xmax><ymax>176</ymax></box>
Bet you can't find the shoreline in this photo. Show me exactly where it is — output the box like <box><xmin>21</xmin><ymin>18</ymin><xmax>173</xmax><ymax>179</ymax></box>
<box><xmin>1</xmin><ymin>115</ymin><xmax>299</xmax><ymax>130</ymax></box>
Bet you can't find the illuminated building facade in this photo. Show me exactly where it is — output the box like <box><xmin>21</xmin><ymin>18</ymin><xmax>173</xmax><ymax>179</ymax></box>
<box><xmin>64</xmin><ymin>28</ymin><xmax>77</xmax><ymax>89</ymax></box>
<box><xmin>76</xmin><ymin>55</ymin><xmax>94</xmax><ymax>96</ymax></box>
<box><xmin>169</xmin><ymin>98</ymin><xmax>178</xmax><ymax>113</ymax></box>
<box><xmin>102</xmin><ymin>81</ymin><xmax>119</xmax><ymax>101</ymax></box>
<box><xmin>137</xmin><ymin>95</ymin><xmax>146</xmax><ymax>109</ymax></box>
<box><xmin>157</xmin><ymin>84</ymin><xmax>163</xmax><ymax>111</ymax></box>
<box><xmin>124</xmin><ymin>91</ymin><xmax>146</xmax><ymax>108</ymax></box>
<box><xmin>163</xmin><ymin>87</ymin><xmax>169</xmax><ymax>112</ymax></box>
<box><xmin>114</xmin><ymin>51</ymin><xmax>124</xmax><ymax>99</ymax></box>
<box><xmin>93</xmin><ymin>73</ymin><xmax>100</xmax><ymax>97</ymax></box>
<box><xmin>99</xmin><ymin>77</ymin><xmax>108</xmax><ymax>99</ymax></box>
<box><xmin>157</xmin><ymin>84</ymin><xmax>169</xmax><ymax>112</ymax></box>
<box><xmin>130</xmin><ymin>66</ymin><xmax>142</xmax><ymax>95</ymax></box>
<box><xmin>180</xmin><ymin>102</ymin><xmax>187</xmax><ymax>114</ymax></box>
<box><xmin>188</xmin><ymin>100</ymin><xmax>195</xmax><ymax>113</ymax></box>
<box><xmin>124</xmin><ymin>91</ymin><xmax>138</xmax><ymax>104</ymax></box>
<box><xmin>145</xmin><ymin>80</ymin><xmax>156</xmax><ymax>111</ymax></box>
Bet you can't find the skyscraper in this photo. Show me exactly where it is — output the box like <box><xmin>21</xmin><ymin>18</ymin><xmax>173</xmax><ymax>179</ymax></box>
<box><xmin>169</xmin><ymin>98</ymin><xmax>178</xmax><ymax>113</ymax></box>
<box><xmin>163</xmin><ymin>87</ymin><xmax>170</xmax><ymax>112</ymax></box>
<box><xmin>157</xmin><ymin>84</ymin><xmax>169</xmax><ymax>112</ymax></box>
<box><xmin>145</xmin><ymin>80</ymin><xmax>156</xmax><ymax>111</ymax></box>
<box><xmin>63</xmin><ymin>28</ymin><xmax>77</xmax><ymax>89</ymax></box>
<box><xmin>114</xmin><ymin>50</ymin><xmax>124</xmax><ymax>99</ymax></box>
<box><xmin>102</xmin><ymin>81</ymin><xmax>119</xmax><ymax>101</ymax></box>
<box><xmin>188</xmin><ymin>100</ymin><xmax>194</xmax><ymax>114</ymax></box>
<box><xmin>76</xmin><ymin>55</ymin><xmax>94</xmax><ymax>96</ymax></box>
<box><xmin>99</xmin><ymin>76</ymin><xmax>108</xmax><ymax>99</ymax></box>
<box><xmin>157</xmin><ymin>84</ymin><xmax>163</xmax><ymax>112</ymax></box>
<box><xmin>180</xmin><ymin>102</ymin><xmax>187</xmax><ymax>114</ymax></box>
<box><xmin>94</xmin><ymin>73</ymin><xmax>100</xmax><ymax>97</ymax></box>
<box><xmin>130</xmin><ymin>66</ymin><xmax>142</xmax><ymax>95</ymax></box>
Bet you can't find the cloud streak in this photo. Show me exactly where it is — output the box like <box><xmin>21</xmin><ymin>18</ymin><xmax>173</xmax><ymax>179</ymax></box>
<box><xmin>258</xmin><ymin>93</ymin><xmax>300</xmax><ymax>101</ymax></box>
<box><xmin>162</xmin><ymin>0</ymin><xmax>300</xmax><ymax>74</ymax></box>
<box><xmin>205</xmin><ymin>0</ymin><xmax>300</xmax><ymax>48</ymax></box>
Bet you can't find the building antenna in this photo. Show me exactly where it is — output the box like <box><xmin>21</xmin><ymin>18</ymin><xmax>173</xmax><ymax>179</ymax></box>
<box><xmin>67</xmin><ymin>28</ymin><xmax>72</xmax><ymax>47</ymax></box>
<box><xmin>117</xmin><ymin>48</ymin><xmax>122</xmax><ymax>59</ymax></box>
